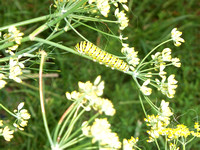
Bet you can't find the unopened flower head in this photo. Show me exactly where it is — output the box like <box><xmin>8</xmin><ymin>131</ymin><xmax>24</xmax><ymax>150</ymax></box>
<box><xmin>171</xmin><ymin>28</ymin><xmax>185</xmax><ymax>47</ymax></box>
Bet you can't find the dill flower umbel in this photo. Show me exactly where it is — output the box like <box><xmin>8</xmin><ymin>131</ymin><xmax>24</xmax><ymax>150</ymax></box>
<box><xmin>140</xmin><ymin>79</ymin><xmax>152</xmax><ymax>96</ymax></box>
<box><xmin>123</xmin><ymin>136</ymin><xmax>139</xmax><ymax>150</ymax></box>
<box><xmin>156</xmin><ymin>74</ymin><xmax>178</xmax><ymax>98</ymax></box>
<box><xmin>144</xmin><ymin>100</ymin><xmax>173</xmax><ymax>142</ymax></box>
<box><xmin>82</xmin><ymin>118</ymin><xmax>121</xmax><ymax>149</ymax></box>
<box><xmin>9</xmin><ymin>57</ymin><xmax>25</xmax><ymax>83</ymax></box>
<box><xmin>171</xmin><ymin>28</ymin><xmax>185</xmax><ymax>47</ymax></box>
<box><xmin>115</xmin><ymin>8</ymin><xmax>129</xmax><ymax>30</ymax></box>
<box><xmin>0</xmin><ymin>126</ymin><xmax>14</xmax><ymax>141</ymax></box>
<box><xmin>3</xmin><ymin>26</ymin><xmax>24</xmax><ymax>53</ymax></box>
<box><xmin>88</xmin><ymin>0</ymin><xmax>111</xmax><ymax>17</ymax></box>
<box><xmin>66</xmin><ymin>76</ymin><xmax>116</xmax><ymax>116</ymax></box>
<box><xmin>13</xmin><ymin>102</ymin><xmax>31</xmax><ymax>130</ymax></box>
<box><xmin>121</xmin><ymin>45</ymin><xmax>140</xmax><ymax>69</ymax></box>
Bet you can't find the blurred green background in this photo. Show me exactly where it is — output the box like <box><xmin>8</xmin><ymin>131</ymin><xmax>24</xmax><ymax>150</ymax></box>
<box><xmin>0</xmin><ymin>0</ymin><xmax>200</xmax><ymax>149</ymax></box>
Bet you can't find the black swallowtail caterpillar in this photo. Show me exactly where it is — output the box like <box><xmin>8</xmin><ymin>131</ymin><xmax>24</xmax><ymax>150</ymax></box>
<box><xmin>75</xmin><ymin>41</ymin><xmax>130</xmax><ymax>72</ymax></box>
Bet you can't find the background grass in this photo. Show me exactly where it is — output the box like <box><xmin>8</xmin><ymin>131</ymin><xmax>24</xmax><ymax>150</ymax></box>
<box><xmin>0</xmin><ymin>0</ymin><xmax>200</xmax><ymax>149</ymax></box>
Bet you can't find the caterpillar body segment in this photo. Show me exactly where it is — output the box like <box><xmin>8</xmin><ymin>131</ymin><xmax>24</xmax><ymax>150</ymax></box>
<box><xmin>75</xmin><ymin>41</ymin><xmax>130</xmax><ymax>72</ymax></box>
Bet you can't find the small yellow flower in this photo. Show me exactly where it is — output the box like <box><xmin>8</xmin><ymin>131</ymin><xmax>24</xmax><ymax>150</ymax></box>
<box><xmin>121</xmin><ymin>45</ymin><xmax>140</xmax><ymax>67</ymax></box>
<box><xmin>115</xmin><ymin>8</ymin><xmax>129</xmax><ymax>30</ymax></box>
<box><xmin>140</xmin><ymin>79</ymin><xmax>152</xmax><ymax>95</ymax></box>
<box><xmin>156</xmin><ymin>75</ymin><xmax>178</xmax><ymax>98</ymax></box>
<box><xmin>0</xmin><ymin>120</ymin><xmax>3</xmax><ymax>126</ymax></box>
<box><xmin>169</xmin><ymin>143</ymin><xmax>179</xmax><ymax>150</ymax></box>
<box><xmin>89</xmin><ymin>0</ymin><xmax>110</xmax><ymax>17</ymax></box>
<box><xmin>171</xmin><ymin>28</ymin><xmax>185</xmax><ymax>47</ymax></box>
<box><xmin>83</xmin><ymin>118</ymin><xmax>121</xmax><ymax>149</ymax></box>
<box><xmin>123</xmin><ymin>136</ymin><xmax>138</xmax><ymax>150</ymax></box>
<box><xmin>194</xmin><ymin>122</ymin><xmax>200</xmax><ymax>131</ymax></box>
<box><xmin>2</xmin><ymin>126</ymin><xmax>14</xmax><ymax>141</ymax></box>
<box><xmin>13</xmin><ymin>102</ymin><xmax>31</xmax><ymax>130</ymax></box>
<box><xmin>3</xmin><ymin>26</ymin><xmax>24</xmax><ymax>52</ymax></box>
<box><xmin>172</xmin><ymin>58</ymin><xmax>181</xmax><ymax>67</ymax></box>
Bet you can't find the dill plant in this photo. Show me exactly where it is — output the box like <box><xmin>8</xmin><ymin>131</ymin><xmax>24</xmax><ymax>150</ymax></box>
<box><xmin>0</xmin><ymin>0</ymin><xmax>199</xmax><ymax>150</ymax></box>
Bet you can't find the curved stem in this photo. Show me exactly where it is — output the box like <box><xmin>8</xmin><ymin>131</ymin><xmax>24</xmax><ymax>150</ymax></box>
<box><xmin>39</xmin><ymin>50</ymin><xmax>53</xmax><ymax>146</ymax></box>
<box><xmin>0</xmin><ymin>104</ymin><xmax>17</xmax><ymax>118</ymax></box>
<box><xmin>136</xmin><ymin>39</ymin><xmax>172</xmax><ymax>71</ymax></box>
<box><xmin>155</xmin><ymin>139</ymin><xmax>161</xmax><ymax>150</ymax></box>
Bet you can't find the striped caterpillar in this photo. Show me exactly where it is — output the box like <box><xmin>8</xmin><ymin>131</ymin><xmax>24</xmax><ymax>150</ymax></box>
<box><xmin>75</xmin><ymin>41</ymin><xmax>129</xmax><ymax>72</ymax></box>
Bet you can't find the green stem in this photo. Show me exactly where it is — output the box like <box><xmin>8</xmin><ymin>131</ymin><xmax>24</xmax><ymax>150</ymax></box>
<box><xmin>0</xmin><ymin>15</ymin><xmax>50</xmax><ymax>31</ymax></box>
<box><xmin>56</xmin><ymin>102</ymin><xmax>80</xmax><ymax>143</ymax></box>
<box><xmin>185</xmin><ymin>136</ymin><xmax>195</xmax><ymax>145</ymax></box>
<box><xmin>155</xmin><ymin>139</ymin><xmax>161</xmax><ymax>150</ymax></box>
<box><xmin>139</xmin><ymin>95</ymin><xmax>147</xmax><ymax>117</ymax></box>
<box><xmin>59</xmin><ymin>108</ymin><xmax>85</xmax><ymax>145</ymax></box>
<box><xmin>69</xmin><ymin>14</ymin><xmax>118</xmax><ymax>23</ymax></box>
<box><xmin>64</xmin><ymin>113</ymin><xmax>99</xmax><ymax>144</ymax></box>
<box><xmin>71</xmin><ymin>18</ymin><xmax>119</xmax><ymax>39</ymax></box>
<box><xmin>0</xmin><ymin>104</ymin><xmax>17</xmax><ymax>118</ymax></box>
<box><xmin>183</xmin><ymin>143</ymin><xmax>186</xmax><ymax>150</ymax></box>
<box><xmin>136</xmin><ymin>39</ymin><xmax>172</xmax><ymax>71</ymax></box>
<box><xmin>59</xmin><ymin>136</ymin><xmax>85</xmax><ymax>149</ymax></box>
<box><xmin>39</xmin><ymin>50</ymin><xmax>53</xmax><ymax>146</ymax></box>
<box><xmin>32</xmin><ymin>37</ymin><xmax>93</xmax><ymax>61</ymax></box>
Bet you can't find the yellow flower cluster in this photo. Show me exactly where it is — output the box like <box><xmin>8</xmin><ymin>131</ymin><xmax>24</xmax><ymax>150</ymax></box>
<box><xmin>121</xmin><ymin>44</ymin><xmax>140</xmax><ymax>71</ymax></box>
<box><xmin>66</xmin><ymin>76</ymin><xmax>116</xmax><ymax>116</ymax></box>
<box><xmin>144</xmin><ymin>100</ymin><xmax>173</xmax><ymax>142</ymax></box>
<box><xmin>123</xmin><ymin>136</ymin><xmax>139</xmax><ymax>150</ymax></box>
<box><xmin>13</xmin><ymin>102</ymin><xmax>31</xmax><ymax>130</ymax></box>
<box><xmin>0</xmin><ymin>121</ymin><xmax>14</xmax><ymax>141</ymax></box>
<box><xmin>0</xmin><ymin>74</ymin><xmax>7</xmax><ymax>89</ymax></box>
<box><xmin>115</xmin><ymin>8</ymin><xmax>129</xmax><ymax>30</ymax></box>
<box><xmin>140</xmin><ymin>79</ymin><xmax>152</xmax><ymax>96</ymax></box>
<box><xmin>145</xmin><ymin>100</ymin><xmax>200</xmax><ymax>148</ymax></box>
<box><xmin>171</xmin><ymin>28</ymin><xmax>185</xmax><ymax>47</ymax></box>
<box><xmin>9</xmin><ymin>57</ymin><xmax>25</xmax><ymax>83</ymax></box>
<box><xmin>0</xmin><ymin>26</ymin><xmax>25</xmax><ymax>88</ymax></box>
<box><xmin>89</xmin><ymin>0</ymin><xmax>110</xmax><ymax>17</ymax></box>
<box><xmin>155</xmin><ymin>74</ymin><xmax>178</xmax><ymax>98</ymax></box>
<box><xmin>82</xmin><ymin>118</ymin><xmax>121</xmax><ymax>149</ymax></box>
<box><xmin>0</xmin><ymin>102</ymin><xmax>30</xmax><ymax>142</ymax></box>
<box><xmin>3</xmin><ymin>26</ymin><xmax>24</xmax><ymax>55</ymax></box>
<box><xmin>88</xmin><ymin>0</ymin><xmax>129</xmax><ymax>30</ymax></box>
<box><xmin>131</xmin><ymin>28</ymin><xmax>184</xmax><ymax>98</ymax></box>
<box><xmin>151</xmin><ymin>48</ymin><xmax>181</xmax><ymax>70</ymax></box>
